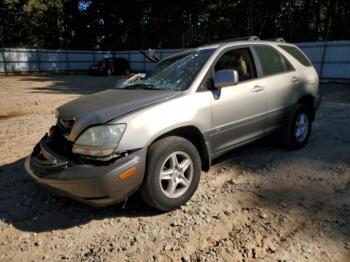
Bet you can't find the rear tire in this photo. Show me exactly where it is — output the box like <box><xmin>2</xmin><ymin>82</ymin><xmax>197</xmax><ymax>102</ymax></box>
<box><xmin>282</xmin><ymin>104</ymin><xmax>312</xmax><ymax>150</ymax></box>
<box><xmin>140</xmin><ymin>136</ymin><xmax>201</xmax><ymax>211</ymax></box>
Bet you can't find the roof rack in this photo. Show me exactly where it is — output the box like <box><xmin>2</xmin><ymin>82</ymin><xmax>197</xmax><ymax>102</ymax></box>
<box><xmin>266</xmin><ymin>37</ymin><xmax>286</xmax><ymax>43</ymax></box>
<box><xmin>210</xmin><ymin>36</ymin><xmax>260</xmax><ymax>45</ymax></box>
<box><xmin>218</xmin><ymin>36</ymin><xmax>260</xmax><ymax>43</ymax></box>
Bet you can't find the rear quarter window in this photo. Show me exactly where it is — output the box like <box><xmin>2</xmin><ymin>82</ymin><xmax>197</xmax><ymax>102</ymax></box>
<box><xmin>278</xmin><ymin>45</ymin><xmax>312</xmax><ymax>66</ymax></box>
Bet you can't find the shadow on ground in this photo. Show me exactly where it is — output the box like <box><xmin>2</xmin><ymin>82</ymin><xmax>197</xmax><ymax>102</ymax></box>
<box><xmin>19</xmin><ymin>74</ymin><xmax>127</xmax><ymax>95</ymax></box>
<box><xmin>0</xmin><ymin>129</ymin><xmax>349</xmax><ymax>235</ymax></box>
<box><xmin>213</xmin><ymin>133</ymin><xmax>350</xmax><ymax>238</ymax></box>
<box><xmin>0</xmin><ymin>157</ymin><xmax>160</xmax><ymax>233</ymax></box>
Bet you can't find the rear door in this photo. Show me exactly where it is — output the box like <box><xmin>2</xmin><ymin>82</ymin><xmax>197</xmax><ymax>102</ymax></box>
<box><xmin>209</xmin><ymin>46</ymin><xmax>267</xmax><ymax>155</ymax></box>
<box><xmin>253</xmin><ymin>45</ymin><xmax>300</xmax><ymax>133</ymax></box>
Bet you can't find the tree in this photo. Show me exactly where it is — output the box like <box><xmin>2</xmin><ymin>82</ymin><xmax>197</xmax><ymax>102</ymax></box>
<box><xmin>1</xmin><ymin>0</ymin><xmax>349</xmax><ymax>50</ymax></box>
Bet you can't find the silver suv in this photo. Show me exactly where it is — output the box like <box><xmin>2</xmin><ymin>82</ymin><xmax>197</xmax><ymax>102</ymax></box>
<box><xmin>25</xmin><ymin>37</ymin><xmax>321</xmax><ymax>211</ymax></box>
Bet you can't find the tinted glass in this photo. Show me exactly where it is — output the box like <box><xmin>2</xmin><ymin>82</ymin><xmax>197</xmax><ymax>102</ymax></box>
<box><xmin>282</xmin><ymin>55</ymin><xmax>295</xmax><ymax>71</ymax></box>
<box><xmin>255</xmin><ymin>45</ymin><xmax>289</xmax><ymax>76</ymax></box>
<box><xmin>278</xmin><ymin>45</ymin><xmax>312</xmax><ymax>66</ymax></box>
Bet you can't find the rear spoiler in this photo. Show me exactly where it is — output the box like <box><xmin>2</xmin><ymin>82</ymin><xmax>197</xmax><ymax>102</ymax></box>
<box><xmin>139</xmin><ymin>49</ymin><xmax>160</xmax><ymax>63</ymax></box>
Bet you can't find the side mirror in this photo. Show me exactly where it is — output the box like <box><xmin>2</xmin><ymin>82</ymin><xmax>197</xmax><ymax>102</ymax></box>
<box><xmin>214</xmin><ymin>70</ymin><xmax>239</xmax><ymax>88</ymax></box>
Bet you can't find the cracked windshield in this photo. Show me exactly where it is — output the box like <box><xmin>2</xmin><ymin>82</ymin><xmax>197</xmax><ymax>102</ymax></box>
<box><xmin>120</xmin><ymin>49</ymin><xmax>214</xmax><ymax>91</ymax></box>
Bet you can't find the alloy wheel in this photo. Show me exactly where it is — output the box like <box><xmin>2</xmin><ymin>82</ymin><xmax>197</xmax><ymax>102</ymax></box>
<box><xmin>294</xmin><ymin>113</ymin><xmax>309</xmax><ymax>143</ymax></box>
<box><xmin>159</xmin><ymin>151</ymin><xmax>193</xmax><ymax>199</ymax></box>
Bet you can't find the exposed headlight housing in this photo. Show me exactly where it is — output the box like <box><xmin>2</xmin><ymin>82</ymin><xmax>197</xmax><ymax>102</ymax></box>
<box><xmin>72</xmin><ymin>124</ymin><xmax>126</xmax><ymax>157</ymax></box>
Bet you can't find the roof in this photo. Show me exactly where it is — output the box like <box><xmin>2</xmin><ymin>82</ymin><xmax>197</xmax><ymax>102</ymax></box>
<box><xmin>161</xmin><ymin>36</ymin><xmax>293</xmax><ymax>62</ymax></box>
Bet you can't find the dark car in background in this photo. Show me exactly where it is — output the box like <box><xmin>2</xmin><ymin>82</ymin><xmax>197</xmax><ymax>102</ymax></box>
<box><xmin>89</xmin><ymin>57</ymin><xmax>130</xmax><ymax>76</ymax></box>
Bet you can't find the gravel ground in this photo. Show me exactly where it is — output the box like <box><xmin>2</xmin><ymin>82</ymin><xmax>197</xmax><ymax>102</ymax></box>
<box><xmin>0</xmin><ymin>75</ymin><xmax>349</xmax><ymax>262</ymax></box>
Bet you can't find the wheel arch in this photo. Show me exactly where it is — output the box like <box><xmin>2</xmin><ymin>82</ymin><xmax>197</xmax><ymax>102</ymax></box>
<box><xmin>148</xmin><ymin>126</ymin><xmax>211</xmax><ymax>172</ymax></box>
<box><xmin>297</xmin><ymin>95</ymin><xmax>315</xmax><ymax>121</ymax></box>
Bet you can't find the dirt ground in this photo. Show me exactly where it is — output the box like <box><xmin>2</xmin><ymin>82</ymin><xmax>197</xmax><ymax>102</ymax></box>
<box><xmin>0</xmin><ymin>75</ymin><xmax>349</xmax><ymax>262</ymax></box>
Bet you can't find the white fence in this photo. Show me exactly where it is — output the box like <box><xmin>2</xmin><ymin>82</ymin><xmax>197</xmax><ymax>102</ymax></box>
<box><xmin>1</xmin><ymin>40</ymin><xmax>350</xmax><ymax>79</ymax></box>
<box><xmin>298</xmin><ymin>41</ymin><xmax>350</xmax><ymax>79</ymax></box>
<box><xmin>0</xmin><ymin>48</ymin><xmax>180</xmax><ymax>74</ymax></box>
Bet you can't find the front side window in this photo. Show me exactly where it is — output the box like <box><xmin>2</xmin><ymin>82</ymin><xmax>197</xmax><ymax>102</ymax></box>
<box><xmin>119</xmin><ymin>49</ymin><xmax>214</xmax><ymax>91</ymax></box>
<box><xmin>214</xmin><ymin>48</ymin><xmax>257</xmax><ymax>82</ymax></box>
<box><xmin>254</xmin><ymin>45</ymin><xmax>293</xmax><ymax>76</ymax></box>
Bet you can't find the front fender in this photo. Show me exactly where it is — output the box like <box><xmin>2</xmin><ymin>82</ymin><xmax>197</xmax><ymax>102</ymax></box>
<box><xmin>113</xmin><ymin>92</ymin><xmax>213</xmax><ymax>151</ymax></box>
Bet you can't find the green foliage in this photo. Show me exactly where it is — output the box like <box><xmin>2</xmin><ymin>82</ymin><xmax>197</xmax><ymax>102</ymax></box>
<box><xmin>0</xmin><ymin>0</ymin><xmax>349</xmax><ymax>50</ymax></box>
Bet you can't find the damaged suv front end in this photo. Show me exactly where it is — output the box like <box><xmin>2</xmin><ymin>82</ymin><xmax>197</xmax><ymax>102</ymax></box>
<box><xmin>25</xmin><ymin>134</ymin><xmax>146</xmax><ymax>206</ymax></box>
<box><xmin>24</xmin><ymin>87</ymin><xmax>182</xmax><ymax>206</ymax></box>
<box><xmin>24</xmin><ymin>119</ymin><xmax>147</xmax><ymax>206</ymax></box>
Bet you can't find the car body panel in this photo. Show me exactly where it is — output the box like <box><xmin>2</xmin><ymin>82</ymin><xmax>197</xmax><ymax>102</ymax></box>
<box><xmin>25</xmin><ymin>142</ymin><xmax>147</xmax><ymax>206</ymax></box>
<box><xmin>262</xmin><ymin>71</ymin><xmax>302</xmax><ymax>132</ymax></box>
<box><xmin>209</xmin><ymin>78</ymin><xmax>266</xmax><ymax>154</ymax></box>
<box><xmin>113</xmin><ymin>91</ymin><xmax>213</xmax><ymax>151</ymax></box>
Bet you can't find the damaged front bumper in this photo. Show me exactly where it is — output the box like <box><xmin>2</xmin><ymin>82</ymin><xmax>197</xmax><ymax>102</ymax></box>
<box><xmin>24</xmin><ymin>135</ymin><xmax>146</xmax><ymax>206</ymax></box>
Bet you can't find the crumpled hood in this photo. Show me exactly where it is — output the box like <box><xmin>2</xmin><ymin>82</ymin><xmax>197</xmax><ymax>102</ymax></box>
<box><xmin>56</xmin><ymin>89</ymin><xmax>180</xmax><ymax>141</ymax></box>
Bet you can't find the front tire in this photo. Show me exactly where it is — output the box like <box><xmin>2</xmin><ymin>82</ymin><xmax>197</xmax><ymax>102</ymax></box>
<box><xmin>140</xmin><ymin>136</ymin><xmax>201</xmax><ymax>211</ymax></box>
<box><xmin>283</xmin><ymin>104</ymin><xmax>312</xmax><ymax>150</ymax></box>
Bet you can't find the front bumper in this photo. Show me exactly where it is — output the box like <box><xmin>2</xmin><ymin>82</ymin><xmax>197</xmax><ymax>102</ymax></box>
<box><xmin>24</xmin><ymin>137</ymin><xmax>146</xmax><ymax>206</ymax></box>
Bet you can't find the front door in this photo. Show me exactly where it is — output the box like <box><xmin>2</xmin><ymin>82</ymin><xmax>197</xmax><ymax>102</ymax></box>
<box><xmin>209</xmin><ymin>47</ymin><xmax>267</xmax><ymax>155</ymax></box>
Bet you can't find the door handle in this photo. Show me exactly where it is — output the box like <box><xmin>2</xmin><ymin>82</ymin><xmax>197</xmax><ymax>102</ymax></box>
<box><xmin>251</xmin><ymin>85</ymin><xmax>265</xmax><ymax>92</ymax></box>
<box><xmin>291</xmin><ymin>76</ymin><xmax>299</xmax><ymax>82</ymax></box>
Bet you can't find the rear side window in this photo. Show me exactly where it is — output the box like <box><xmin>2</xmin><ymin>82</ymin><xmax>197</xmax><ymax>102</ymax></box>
<box><xmin>278</xmin><ymin>45</ymin><xmax>312</xmax><ymax>66</ymax></box>
<box><xmin>254</xmin><ymin>45</ymin><xmax>293</xmax><ymax>76</ymax></box>
<box><xmin>282</xmin><ymin>55</ymin><xmax>294</xmax><ymax>71</ymax></box>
